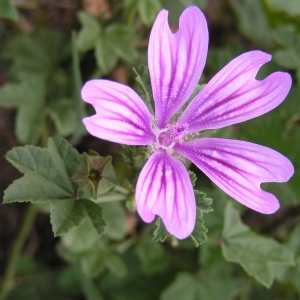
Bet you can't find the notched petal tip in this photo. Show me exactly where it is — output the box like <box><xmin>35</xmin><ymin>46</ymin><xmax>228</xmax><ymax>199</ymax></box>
<box><xmin>148</xmin><ymin>5</ymin><xmax>208</xmax><ymax>128</ymax></box>
<box><xmin>174</xmin><ymin>138</ymin><xmax>294</xmax><ymax>215</ymax></box>
<box><xmin>179</xmin><ymin>50</ymin><xmax>292</xmax><ymax>133</ymax></box>
<box><xmin>81</xmin><ymin>79</ymin><xmax>155</xmax><ymax>145</ymax></box>
<box><xmin>135</xmin><ymin>151</ymin><xmax>196</xmax><ymax>239</ymax></box>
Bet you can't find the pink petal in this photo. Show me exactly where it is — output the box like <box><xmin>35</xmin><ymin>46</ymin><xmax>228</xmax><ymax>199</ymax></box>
<box><xmin>82</xmin><ymin>79</ymin><xmax>155</xmax><ymax>145</ymax></box>
<box><xmin>148</xmin><ymin>6</ymin><xmax>208</xmax><ymax>129</ymax></box>
<box><xmin>174</xmin><ymin>138</ymin><xmax>294</xmax><ymax>214</ymax></box>
<box><xmin>135</xmin><ymin>150</ymin><xmax>195</xmax><ymax>239</ymax></box>
<box><xmin>179</xmin><ymin>51</ymin><xmax>292</xmax><ymax>133</ymax></box>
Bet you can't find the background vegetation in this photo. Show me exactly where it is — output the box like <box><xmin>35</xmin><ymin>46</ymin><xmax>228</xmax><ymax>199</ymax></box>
<box><xmin>0</xmin><ymin>0</ymin><xmax>300</xmax><ymax>299</ymax></box>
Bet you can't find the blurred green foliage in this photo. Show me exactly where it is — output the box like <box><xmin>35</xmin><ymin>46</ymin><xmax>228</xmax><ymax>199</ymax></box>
<box><xmin>1</xmin><ymin>0</ymin><xmax>300</xmax><ymax>300</ymax></box>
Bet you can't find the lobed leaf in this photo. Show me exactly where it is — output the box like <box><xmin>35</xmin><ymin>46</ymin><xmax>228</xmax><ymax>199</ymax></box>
<box><xmin>77</xmin><ymin>11</ymin><xmax>102</xmax><ymax>51</ymax></box>
<box><xmin>221</xmin><ymin>203</ymin><xmax>294</xmax><ymax>288</ymax></box>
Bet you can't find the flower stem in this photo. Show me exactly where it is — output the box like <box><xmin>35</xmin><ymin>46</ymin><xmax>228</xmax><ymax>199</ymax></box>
<box><xmin>0</xmin><ymin>204</ymin><xmax>37</xmax><ymax>300</ymax></box>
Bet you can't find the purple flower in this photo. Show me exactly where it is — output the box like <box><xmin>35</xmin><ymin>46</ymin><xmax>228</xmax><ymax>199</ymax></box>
<box><xmin>81</xmin><ymin>6</ymin><xmax>294</xmax><ymax>239</ymax></box>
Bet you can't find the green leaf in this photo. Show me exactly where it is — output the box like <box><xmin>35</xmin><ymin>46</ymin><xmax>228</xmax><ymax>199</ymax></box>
<box><xmin>77</xmin><ymin>11</ymin><xmax>101</xmax><ymax>51</ymax></box>
<box><xmin>0</xmin><ymin>75</ymin><xmax>46</xmax><ymax>144</ymax></box>
<box><xmin>230</xmin><ymin>0</ymin><xmax>274</xmax><ymax>49</ymax></box>
<box><xmin>161</xmin><ymin>264</ymin><xmax>244</xmax><ymax>300</ymax></box>
<box><xmin>266</xmin><ymin>0</ymin><xmax>300</xmax><ymax>17</ymax></box>
<box><xmin>188</xmin><ymin>171</ymin><xmax>197</xmax><ymax>187</ymax></box>
<box><xmin>160</xmin><ymin>0</ymin><xmax>206</xmax><ymax>24</ymax></box>
<box><xmin>70</xmin><ymin>31</ymin><xmax>87</xmax><ymax>144</ymax></box>
<box><xmin>48</xmin><ymin>98</ymin><xmax>77</xmax><ymax>136</ymax></box>
<box><xmin>120</xmin><ymin>145</ymin><xmax>148</xmax><ymax>172</ymax></box>
<box><xmin>3</xmin><ymin>29</ymin><xmax>69</xmax><ymax>78</ymax></box>
<box><xmin>153</xmin><ymin>218</ymin><xmax>168</xmax><ymax>242</ymax></box>
<box><xmin>272</xmin><ymin>26</ymin><xmax>300</xmax><ymax>82</ymax></box>
<box><xmin>221</xmin><ymin>203</ymin><xmax>294</xmax><ymax>288</ymax></box>
<box><xmin>16</xmin><ymin>104</ymin><xmax>45</xmax><ymax>144</ymax></box>
<box><xmin>59</xmin><ymin>221</ymin><xmax>101</xmax><ymax>255</ymax></box>
<box><xmin>190</xmin><ymin>191</ymin><xmax>213</xmax><ymax>247</ymax></box>
<box><xmin>0</xmin><ymin>75</ymin><xmax>45</xmax><ymax>107</ymax></box>
<box><xmin>3</xmin><ymin>174</ymin><xmax>72</xmax><ymax>204</ymax></box>
<box><xmin>105</xmin><ymin>254</ymin><xmax>127</xmax><ymax>278</ymax></box>
<box><xmin>137</xmin><ymin>0</ymin><xmax>162</xmax><ymax>26</ymax></box>
<box><xmin>94</xmin><ymin>24</ymin><xmax>137</xmax><ymax>75</ymax></box>
<box><xmin>105</xmin><ymin>24</ymin><xmax>137</xmax><ymax>63</ymax></box>
<box><xmin>95</xmin><ymin>37</ymin><xmax>118</xmax><ymax>75</ymax></box>
<box><xmin>0</xmin><ymin>0</ymin><xmax>18</xmax><ymax>21</ymax></box>
<box><xmin>50</xmin><ymin>199</ymin><xmax>86</xmax><ymax>236</ymax></box>
<box><xmin>271</xmin><ymin>224</ymin><xmax>300</xmax><ymax>293</ymax></box>
<box><xmin>102</xmin><ymin>202</ymin><xmax>127</xmax><ymax>240</ymax></box>
<box><xmin>4</xmin><ymin>144</ymin><xmax>74</xmax><ymax>202</ymax></box>
<box><xmin>3</xmin><ymin>137</ymin><xmax>91</xmax><ymax>236</ymax></box>
<box><xmin>80</xmin><ymin>199</ymin><xmax>106</xmax><ymax>236</ymax></box>
<box><xmin>51</xmin><ymin>198</ymin><xmax>105</xmax><ymax>238</ymax></box>
<box><xmin>133</xmin><ymin>65</ymin><xmax>154</xmax><ymax>114</ymax></box>
<box><xmin>49</xmin><ymin>137</ymin><xmax>82</xmax><ymax>178</ymax></box>
<box><xmin>75</xmin><ymin>265</ymin><xmax>105</xmax><ymax>300</ymax></box>
<box><xmin>273</xmin><ymin>48</ymin><xmax>300</xmax><ymax>70</ymax></box>
<box><xmin>136</xmin><ymin>236</ymin><xmax>169</xmax><ymax>274</ymax></box>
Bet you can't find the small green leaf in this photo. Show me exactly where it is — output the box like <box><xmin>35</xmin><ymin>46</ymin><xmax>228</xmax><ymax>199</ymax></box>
<box><xmin>188</xmin><ymin>171</ymin><xmax>197</xmax><ymax>187</ymax></box>
<box><xmin>105</xmin><ymin>24</ymin><xmax>137</xmax><ymax>63</ymax></box>
<box><xmin>77</xmin><ymin>11</ymin><xmax>101</xmax><ymax>51</ymax></box>
<box><xmin>121</xmin><ymin>145</ymin><xmax>148</xmax><ymax>172</ymax></box>
<box><xmin>153</xmin><ymin>218</ymin><xmax>168</xmax><ymax>242</ymax></box>
<box><xmin>48</xmin><ymin>98</ymin><xmax>77</xmax><ymax>136</ymax></box>
<box><xmin>0</xmin><ymin>0</ymin><xmax>18</xmax><ymax>21</ymax></box>
<box><xmin>190</xmin><ymin>191</ymin><xmax>213</xmax><ymax>247</ymax></box>
<box><xmin>16</xmin><ymin>105</ymin><xmax>45</xmax><ymax>144</ymax></box>
<box><xmin>133</xmin><ymin>65</ymin><xmax>154</xmax><ymax>114</ymax></box>
<box><xmin>95</xmin><ymin>37</ymin><xmax>118</xmax><ymax>75</ymax></box>
<box><xmin>221</xmin><ymin>203</ymin><xmax>294</xmax><ymax>288</ymax></box>
<box><xmin>93</xmin><ymin>24</ymin><xmax>137</xmax><ymax>75</ymax></box>
<box><xmin>80</xmin><ymin>199</ymin><xmax>106</xmax><ymax>236</ymax></box>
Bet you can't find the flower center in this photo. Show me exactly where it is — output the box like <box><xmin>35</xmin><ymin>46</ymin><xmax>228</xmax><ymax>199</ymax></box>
<box><xmin>151</xmin><ymin>122</ymin><xmax>189</xmax><ymax>155</ymax></box>
<box><xmin>158</xmin><ymin>131</ymin><xmax>173</xmax><ymax>147</ymax></box>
